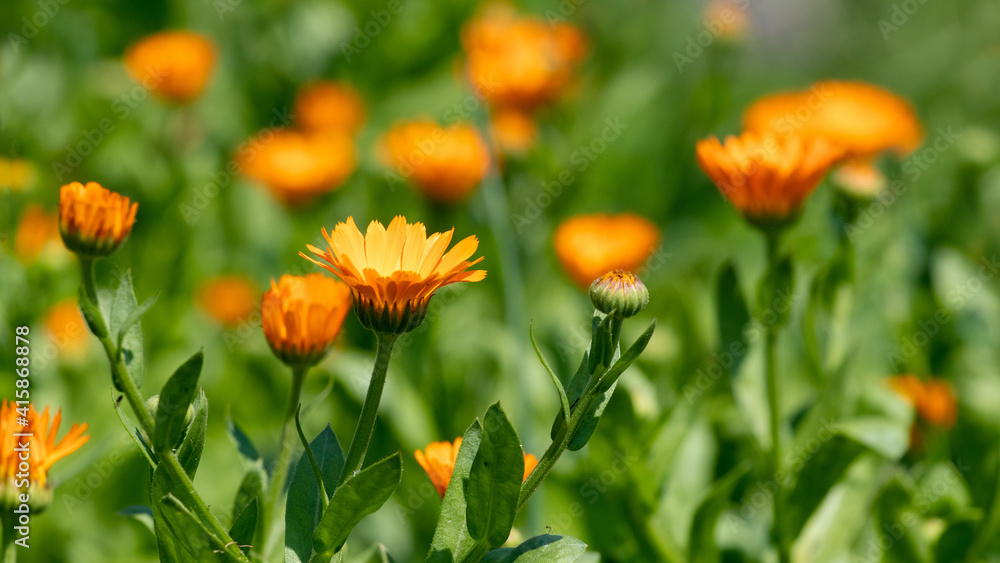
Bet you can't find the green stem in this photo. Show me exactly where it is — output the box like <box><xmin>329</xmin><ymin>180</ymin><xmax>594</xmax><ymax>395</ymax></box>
<box><xmin>339</xmin><ymin>333</ymin><xmax>399</xmax><ymax>485</ymax></box>
<box><xmin>78</xmin><ymin>258</ymin><xmax>249</xmax><ymax>563</ymax></box>
<box><xmin>967</xmin><ymin>443</ymin><xmax>1000</xmax><ymax>562</ymax></box>
<box><xmin>262</xmin><ymin>365</ymin><xmax>308</xmax><ymax>559</ymax></box>
<box><xmin>762</xmin><ymin>235</ymin><xmax>790</xmax><ymax>563</ymax></box>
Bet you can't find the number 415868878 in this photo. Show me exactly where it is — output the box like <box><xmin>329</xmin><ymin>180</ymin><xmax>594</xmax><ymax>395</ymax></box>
<box><xmin>15</xmin><ymin>326</ymin><xmax>30</xmax><ymax>407</ymax></box>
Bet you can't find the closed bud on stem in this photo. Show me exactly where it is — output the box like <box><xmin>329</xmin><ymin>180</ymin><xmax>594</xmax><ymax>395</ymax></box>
<box><xmin>589</xmin><ymin>270</ymin><xmax>649</xmax><ymax>318</ymax></box>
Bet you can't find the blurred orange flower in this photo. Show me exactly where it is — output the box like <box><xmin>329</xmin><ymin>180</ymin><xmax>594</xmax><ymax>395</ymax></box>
<box><xmin>743</xmin><ymin>81</ymin><xmax>922</xmax><ymax>161</ymax></box>
<box><xmin>704</xmin><ymin>0</ymin><xmax>750</xmax><ymax>41</ymax></box>
<box><xmin>380</xmin><ymin>120</ymin><xmax>490</xmax><ymax>203</ymax></box>
<box><xmin>888</xmin><ymin>375</ymin><xmax>957</xmax><ymax>429</ymax></box>
<box><xmin>58</xmin><ymin>181</ymin><xmax>138</xmax><ymax>257</ymax></box>
<box><xmin>1</xmin><ymin>400</ymin><xmax>89</xmax><ymax>491</ymax></box>
<box><xmin>240</xmin><ymin>129</ymin><xmax>356</xmax><ymax>205</ymax></box>
<box><xmin>261</xmin><ymin>274</ymin><xmax>352</xmax><ymax>367</ymax></box>
<box><xmin>294</xmin><ymin>81</ymin><xmax>366</xmax><ymax>135</ymax></box>
<box><xmin>415</xmin><ymin>437</ymin><xmax>538</xmax><ymax>499</ymax></box>
<box><xmin>0</xmin><ymin>158</ymin><xmax>37</xmax><ymax>191</ymax></box>
<box><xmin>554</xmin><ymin>213</ymin><xmax>660</xmax><ymax>289</ymax></box>
<box><xmin>695</xmin><ymin>132</ymin><xmax>844</xmax><ymax>223</ymax></box>
<box><xmin>15</xmin><ymin>205</ymin><xmax>62</xmax><ymax>264</ymax></box>
<box><xmin>303</xmin><ymin>216</ymin><xmax>486</xmax><ymax>334</ymax></box>
<box><xmin>491</xmin><ymin>108</ymin><xmax>538</xmax><ymax>154</ymax></box>
<box><xmin>124</xmin><ymin>31</ymin><xmax>217</xmax><ymax>104</ymax></box>
<box><xmin>43</xmin><ymin>300</ymin><xmax>89</xmax><ymax>358</ymax></box>
<box><xmin>462</xmin><ymin>3</ymin><xmax>586</xmax><ymax>111</ymax></box>
<box><xmin>198</xmin><ymin>276</ymin><xmax>259</xmax><ymax>327</ymax></box>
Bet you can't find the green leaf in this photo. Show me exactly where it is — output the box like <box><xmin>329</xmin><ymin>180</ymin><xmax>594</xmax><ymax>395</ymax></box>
<box><xmin>551</xmin><ymin>314</ymin><xmax>600</xmax><ymax>442</ymax></box>
<box><xmin>228</xmin><ymin>497</ymin><xmax>258</xmax><ymax>554</ymax></box>
<box><xmin>311</xmin><ymin>452</ymin><xmax>402</xmax><ymax>560</ymax></box>
<box><xmin>153</xmin><ymin>350</ymin><xmax>203</xmax><ymax>453</ymax></box>
<box><xmin>428</xmin><ymin>420</ymin><xmax>483</xmax><ymax>563</ymax></box>
<box><xmin>530</xmin><ymin>323</ymin><xmax>570</xmax><ymax>427</ymax></box>
<box><xmin>689</xmin><ymin>462</ymin><xmax>749</xmax><ymax>563</ymax></box>
<box><xmin>757</xmin><ymin>254</ymin><xmax>793</xmax><ymax>327</ymax></box>
<box><xmin>595</xmin><ymin>318</ymin><xmax>656</xmax><ymax>393</ymax></box>
<box><xmin>873</xmin><ymin>474</ymin><xmax>930</xmax><ymax>563</ymax></box>
<box><xmin>110</xmin><ymin>270</ymin><xmax>146</xmax><ymax>388</ymax></box>
<box><xmin>934</xmin><ymin>519</ymin><xmax>976</xmax><ymax>563</ymax></box>
<box><xmin>116</xmin><ymin>293</ymin><xmax>158</xmax><ymax>351</ymax></box>
<box><xmin>467</xmin><ymin>402</ymin><xmax>523</xmax><ymax>548</ymax></box>
<box><xmin>118</xmin><ymin>505</ymin><xmax>155</xmax><ymax>536</ymax></box>
<box><xmin>233</xmin><ymin>465</ymin><xmax>266</xmax><ymax>524</ymax></box>
<box><xmin>159</xmin><ymin>493</ymin><xmax>224</xmax><ymax>560</ymax></box>
<box><xmin>566</xmin><ymin>381</ymin><xmax>618</xmax><ymax>452</ymax></box>
<box><xmin>113</xmin><ymin>388</ymin><xmax>156</xmax><ymax>467</ymax></box>
<box><xmin>482</xmin><ymin>534</ymin><xmax>588</xmax><ymax>563</ymax></box>
<box><xmin>287</xmin><ymin>425</ymin><xmax>344</xmax><ymax>563</ymax></box>
<box><xmin>716</xmin><ymin>262</ymin><xmax>751</xmax><ymax>377</ymax></box>
<box><xmin>177</xmin><ymin>389</ymin><xmax>208</xmax><ymax>478</ymax></box>
<box><xmin>784</xmin><ymin>435</ymin><xmax>867</xmax><ymax>540</ymax></box>
<box><xmin>77</xmin><ymin>285</ymin><xmax>107</xmax><ymax>338</ymax></box>
<box><xmin>149</xmin><ymin>466</ymin><xmax>188</xmax><ymax>563</ymax></box>
<box><xmin>227</xmin><ymin>411</ymin><xmax>262</xmax><ymax>464</ymax></box>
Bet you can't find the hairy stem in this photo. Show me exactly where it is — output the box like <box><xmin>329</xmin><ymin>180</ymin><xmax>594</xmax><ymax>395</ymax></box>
<box><xmin>340</xmin><ymin>333</ymin><xmax>399</xmax><ymax>485</ymax></box>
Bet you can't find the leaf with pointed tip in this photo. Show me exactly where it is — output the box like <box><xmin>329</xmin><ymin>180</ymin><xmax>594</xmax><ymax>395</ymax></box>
<box><xmin>114</xmin><ymin>388</ymin><xmax>156</xmax><ymax>467</ymax></box>
<box><xmin>177</xmin><ymin>389</ymin><xmax>208</xmax><ymax>478</ymax></box>
<box><xmin>595</xmin><ymin>319</ymin><xmax>656</xmax><ymax>393</ymax></box>
<box><xmin>154</xmin><ymin>351</ymin><xmax>203</xmax><ymax>453</ymax></box>
<box><xmin>110</xmin><ymin>270</ymin><xmax>145</xmax><ymax>387</ymax></box>
<box><xmin>467</xmin><ymin>403</ymin><xmax>523</xmax><ymax>548</ymax></box>
<box><xmin>483</xmin><ymin>534</ymin><xmax>588</xmax><ymax>563</ymax></box>
<box><xmin>530</xmin><ymin>323</ymin><xmax>570</xmax><ymax>427</ymax></box>
<box><xmin>227</xmin><ymin>411</ymin><xmax>261</xmax><ymax>464</ymax></box>
<box><xmin>286</xmin><ymin>425</ymin><xmax>344</xmax><ymax>563</ymax></box>
<box><xmin>159</xmin><ymin>493</ymin><xmax>223</xmax><ymax>559</ymax></box>
<box><xmin>228</xmin><ymin>497</ymin><xmax>258</xmax><ymax>553</ymax></box>
<box><xmin>428</xmin><ymin>420</ymin><xmax>483</xmax><ymax>563</ymax></box>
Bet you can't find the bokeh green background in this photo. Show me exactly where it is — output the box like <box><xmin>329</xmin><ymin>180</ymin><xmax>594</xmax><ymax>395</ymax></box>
<box><xmin>2</xmin><ymin>0</ymin><xmax>1000</xmax><ymax>561</ymax></box>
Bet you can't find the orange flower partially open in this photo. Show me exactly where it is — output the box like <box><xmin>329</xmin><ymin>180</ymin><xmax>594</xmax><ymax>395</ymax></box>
<box><xmin>43</xmin><ymin>300</ymin><xmax>89</xmax><ymax>358</ymax></box>
<box><xmin>415</xmin><ymin>438</ymin><xmax>537</xmax><ymax>498</ymax></box>
<box><xmin>696</xmin><ymin>132</ymin><xmax>845</xmax><ymax>223</ymax></box>
<box><xmin>462</xmin><ymin>3</ymin><xmax>586</xmax><ymax>111</ymax></box>
<box><xmin>261</xmin><ymin>274</ymin><xmax>352</xmax><ymax>367</ymax></box>
<box><xmin>554</xmin><ymin>213</ymin><xmax>660</xmax><ymax>289</ymax></box>
<box><xmin>303</xmin><ymin>216</ymin><xmax>486</xmax><ymax>334</ymax></box>
<box><xmin>380</xmin><ymin>120</ymin><xmax>490</xmax><ymax>203</ymax></box>
<box><xmin>1</xmin><ymin>401</ymin><xmax>89</xmax><ymax>492</ymax></box>
<box><xmin>124</xmin><ymin>31</ymin><xmax>217</xmax><ymax>104</ymax></box>
<box><xmin>743</xmin><ymin>81</ymin><xmax>922</xmax><ymax>161</ymax></box>
<box><xmin>294</xmin><ymin>81</ymin><xmax>365</xmax><ymax>135</ymax></box>
<box><xmin>240</xmin><ymin>129</ymin><xmax>356</xmax><ymax>205</ymax></box>
<box><xmin>15</xmin><ymin>205</ymin><xmax>62</xmax><ymax>264</ymax></box>
<box><xmin>198</xmin><ymin>276</ymin><xmax>259</xmax><ymax>327</ymax></box>
<box><xmin>58</xmin><ymin>182</ymin><xmax>138</xmax><ymax>257</ymax></box>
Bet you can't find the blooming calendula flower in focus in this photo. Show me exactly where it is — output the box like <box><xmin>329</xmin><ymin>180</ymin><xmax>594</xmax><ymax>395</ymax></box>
<box><xmin>294</xmin><ymin>81</ymin><xmax>366</xmax><ymax>135</ymax></box>
<box><xmin>554</xmin><ymin>213</ymin><xmax>660</xmax><ymax>289</ymax></box>
<box><xmin>240</xmin><ymin>129</ymin><xmax>356</xmax><ymax>205</ymax></box>
<box><xmin>462</xmin><ymin>3</ymin><xmax>586</xmax><ymax>111</ymax></box>
<box><xmin>491</xmin><ymin>107</ymin><xmax>538</xmax><ymax>155</ymax></box>
<box><xmin>303</xmin><ymin>216</ymin><xmax>486</xmax><ymax>335</ymax></box>
<box><xmin>742</xmin><ymin>80</ymin><xmax>922</xmax><ymax>161</ymax></box>
<box><xmin>124</xmin><ymin>31</ymin><xmax>217</xmax><ymax>104</ymax></box>
<box><xmin>1</xmin><ymin>401</ymin><xmax>89</xmax><ymax>509</ymax></box>
<box><xmin>261</xmin><ymin>274</ymin><xmax>351</xmax><ymax>368</ymax></box>
<box><xmin>888</xmin><ymin>375</ymin><xmax>957</xmax><ymax>450</ymax></box>
<box><xmin>0</xmin><ymin>158</ymin><xmax>37</xmax><ymax>191</ymax></box>
<box><xmin>198</xmin><ymin>276</ymin><xmax>259</xmax><ymax>328</ymax></box>
<box><xmin>43</xmin><ymin>300</ymin><xmax>90</xmax><ymax>358</ymax></box>
<box><xmin>58</xmin><ymin>182</ymin><xmax>138</xmax><ymax>257</ymax></box>
<box><xmin>14</xmin><ymin>205</ymin><xmax>64</xmax><ymax>264</ymax></box>
<box><xmin>695</xmin><ymin>132</ymin><xmax>845</xmax><ymax>226</ymax></box>
<box><xmin>379</xmin><ymin>120</ymin><xmax>490</xmax><ymax>203</ymax></box>
<box><xmin>415</xmin><ymin>438</ymin><xmax>537</xmax><ymax>498</ymax></box>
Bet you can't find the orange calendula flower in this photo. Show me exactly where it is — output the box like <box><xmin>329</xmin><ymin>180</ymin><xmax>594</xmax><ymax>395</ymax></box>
<box><xmin>261</xmin><ymin>274</ymin><xmax>352</xmax><ymax>367</ymax></box>
<box><xmin>15</xmin><ymin>205</ymin><xmax>63</xmax><ymax>264</ymax></box>
<box><xmin>240</xmin><ymin>129</ymin><xmax>356</xmax><ymax>205</ymax></box>
<box><xmin>379</xmin><ymin>120</ymin><xmax>490</xmax><ymax>203</ymax></box>
<box><xmin>43</xmin><ymin>300</ymin><xmax>89</xmax><ymax>358</ymax></box>
<box><xmin>0</xmin><ymin>158</ymin><xmax>37</xmax><ymax>191</ymax></box>
<box><xmin>462</xmin><ymin>3</ymin><xmax>586</xmax><ymax>111</ymax></box>
<box><xmin>1</xmin><ymin>401</ymin><xmax>89</xmax><ymax>507</ymax></box>
<box><xmin>294</xmin><ymin>81</ymin><xmax>366</xmax><ymax>135</ymax></box>
<box><xmin>554</xmin><ymin>213</ymin><xmax>660</xmax><ymax>289</ymax></box>
<box><xmin>124</xmin><ymin>31</ymin><xmax>217</xmax><ymax>104</ymax></box>
<box><xmin>415</xmin><ymin>438</ymin><xmax>538</xmax><ymax>498</ymax></box>
<box><xmin>198</xmin><ymin>276</ymin><xmax>259</xmax><ymax>327</ymax></box>
<box><xmin>491</xmin><ymin>108</ymin><xmax>538</xmax><ymax>155</ymax></box>
<box><xmin>58</xmin><ymin>182</ymin><xmax>138</xmax><ymax>257</ymax></box>
<box><xmin>703</xmin><ymin>0</ymin><xmax>750</xmax><ymax>41</ymax></box>
<box><xmin>742</xmin><ymin>81</ymin><xmax>922</xmax><ymax>161</ymax></box>
<box><xmin>303</xmin><ymin>216</ymin><xmax>486</xmax><ymax>335</ymax></box>
<box><xmin>695</xmin><ymin>132</ymin><xmax>845</xmax><ymax>224</ymax></box>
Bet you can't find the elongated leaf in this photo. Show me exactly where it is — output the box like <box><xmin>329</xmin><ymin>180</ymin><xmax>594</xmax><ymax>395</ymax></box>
<box><xmin>551</xmin><ymin>314</ymin><xmax>600</xmax><ymax>441</ymax></box>
<box><xmin>689</xmin><ymin>462</ymin><xmax>749</xmax><ymax>563</ymax></box>
<box><xmin>229</xmin><ymin>497</ymin><xmax>258</xmax><ymax>553</ymax></box>
<box><xmin>110</xmin><ymin>270</ymin><xmax>145</xmax><ymax>387</ymax></box>
<box><xmin>113</xmin><ymin>388</ymin><xmax>156</xmax><ymax>467</ymax></box>
<box><xmin>530</xmin><ymin>323</ymin><xmax>570</xmax><ymax>426</ymax></box>
<box><xmin>483</xmin><ymin>534</ymin><xmax>587</xmax><ymax>563</ymax></box>
<box><xmin>115</xmin><ymin>292</ymin><xmax>158</xmax><ymax>350</ymax></box>
<box><xmin>233</xmin><ymin>465</ymin><xmax>266</xmax><ymax>524</ymax></box>
<box><xmin>177</xmin><ymin>389</ymin><xmax>208</xmax><ymax>478</ymax></box>
<box><xmin>566</xmin><ymin>381</ymin><xmax>618</xmax><ymax>451</ymax></box>
<box><xmin>716</xmin><ymin>262</ymin><xmax>750</xmax><ymax>377</ymax></box>
<box><xmin>286</xmin><ymin>425</ymin><xmax>344</xmax><ymax>563</ymax></box>
<box><xmin>150</xmin><ymin>467</ymin><xmax>184</xmax><ymax>563</ymax></box>
<box><xmin>467</xmin><ymin>403</ymin><xmax>523</xmax><ymax>548</ymax></box>
<box><xmin>874</xmin><ymin>474</ymin><xmax>930</xmax><ymax>563</ymax></box>
<box><xmin>311</xmin><ymin>452</ymin><xmax>402</xmax><ymax>560</ymax></box>
<box><xmin>595</xmin><ymin>319</ymin><xmax>656</xmax><ymax>393</ymax></box>
<box><xmin>428</xmin><ymin>420</ymin><xmax>483</xmax><ymax>563</ymax></box>
<box><xmin>159</xmin><ymin>493</ymin><xmax>223</xmax><ymax>560</ymax></box>
<box><xmin>154</xmin><ymin>351</ymin><xmax>203</xmax><ymax>453</ymax></box>
<box><xmin>227</xmin><ymin>411</ymin><xmax>262</xmax><ymax>464</ymax></box>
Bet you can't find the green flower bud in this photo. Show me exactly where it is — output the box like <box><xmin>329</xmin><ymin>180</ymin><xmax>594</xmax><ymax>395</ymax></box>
<box><xmin>589</xmin><ymin>270</ymin><xmax>649</xmax><ymax>318</ymax></box>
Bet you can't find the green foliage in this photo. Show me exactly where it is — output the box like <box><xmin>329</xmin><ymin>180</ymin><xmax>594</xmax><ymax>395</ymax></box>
<box><xmin>466</xmin><ymin>403</ymin><xmax>523</xmax><ymax>548</ymax></box>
